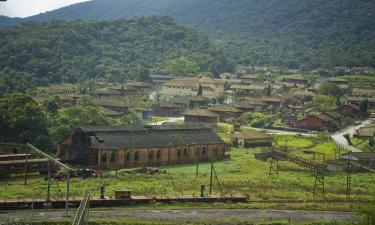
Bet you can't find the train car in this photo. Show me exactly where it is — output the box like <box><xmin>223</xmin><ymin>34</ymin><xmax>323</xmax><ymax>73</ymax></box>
<box><xmin>0</xmin><ymin>158</ymin><xmax>56</xmax><ymax>176</ymax></box>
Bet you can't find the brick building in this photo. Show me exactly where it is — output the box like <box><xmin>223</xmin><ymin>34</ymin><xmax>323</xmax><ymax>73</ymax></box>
<box><xmin>183</xmin><ymin>109</ymin><xmax>219</xmax><ymax>124</ymax></box>
<box><xmin>57</xmin><ymin>125</ymin><xmax>228</xmax><ymax>168</ymax></box>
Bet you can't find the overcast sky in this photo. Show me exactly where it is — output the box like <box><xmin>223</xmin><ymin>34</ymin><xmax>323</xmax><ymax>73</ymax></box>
<box><xmin>0</xmin><ymin>0</ymin><xmax>90</xmax><ymax>18</ymax></box>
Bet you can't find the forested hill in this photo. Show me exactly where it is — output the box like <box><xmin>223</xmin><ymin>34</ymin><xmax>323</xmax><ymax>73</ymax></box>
<box><xmin>0</xmin><ymin>16</ymin><xmax>232</xmax><ymax>86</ymax></box>
<box><xmin>1</xmin><ymin>0</ymin><xmax>375</xmax><ymax>68</ymax></box>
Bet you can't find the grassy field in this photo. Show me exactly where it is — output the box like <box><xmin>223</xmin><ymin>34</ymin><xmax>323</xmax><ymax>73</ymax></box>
<box><xmin>1</xmin><ymin>134</ymin><xmax>374</xmax><ymax>203</ymax></box>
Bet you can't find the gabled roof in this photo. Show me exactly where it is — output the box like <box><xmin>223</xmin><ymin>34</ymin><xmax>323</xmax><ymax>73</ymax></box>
<box><xmin>323</xmin><ymin>111</ymin><xmax>343</xmax><ymax>120</ymax></box>
<box><xmin>183</xmin><ymin>109</ymin><xmax>219</xmax><ymax>118</ymax></box>
<box><xmin>210</xmin><ymin>105</ymin><xmax>241</xmax><ymax>113</ymax></box>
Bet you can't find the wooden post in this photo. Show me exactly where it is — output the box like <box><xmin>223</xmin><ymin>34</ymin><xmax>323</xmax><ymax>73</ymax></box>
<box><xmin>47</xmin><ymin>162</ymin><xmax>51</xmax><ymax>202</ymax></box>
<box><xmin>209</xmin><ymin>161</ymin><xmax>213</xmax><ymax>195</ymax></box>
<box><xmin>24</xmin><ymin>148</ymin><xmax>29</xmax><ymax>185</ymax></box>
<box><xmin>65</xmin><ymin>172</ymin><xmax>70</xmax><ymax>216</ymax></box>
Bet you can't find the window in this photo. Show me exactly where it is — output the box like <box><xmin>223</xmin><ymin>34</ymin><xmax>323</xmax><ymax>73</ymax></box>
<box><xmin>177</xmin><ymin>149</ymin><xmax>181</xmax><ymax>158</ymax></box>
<box><xmin>102</xmin><ymin>153</ymin><xmax>107</xmax><ymax>162</ymax></box>
<box><xmin>110</xmin><ymin>152</ymin><xmax>116</xmax><ymax>162</ymax></box>
<box><xmin>195</xmin><ymin>148</ymin><xmax>200</xmax><ymax>156</ymax></box>
<box><xmin>134</xmin><ymin>151</ymin><xmax>139</xmax><ymax>161</ymax></box>
<box><xmin>126</xmin><ymin>152</ymin><xmax>131</xmax><ymax>161</ymax></box>
<box><xmin>157</xmin><ymin>150</ymin><xmax>161</xmax><ymax>159</ymax></box>
<box><xmin>202</xmin><ymin>147</ymin><xmax>206</xmax><ymax>156</ymax></box>
<box><xmin>13</xmin><ymin>148</ymin><xmax>18</xmax><ymax>154</ymax></box>
<box><xmin>214</xmin><ymin>148</ymin><xmax>219</xmax><ymax>158</ymax></box>
<box><xmin>149</xmin><ymin>151</ymin><xmax>154</xmax><ymax>160</ymax></box>
<box><xmin>183</xmin><ymin>148</ymin><xmax>188</xmax><ymax>157</ymax></box>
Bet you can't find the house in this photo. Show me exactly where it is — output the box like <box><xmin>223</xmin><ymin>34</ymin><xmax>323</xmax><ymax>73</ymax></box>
<box><xmin>260</xmin><ymin>97</ymin><xmax>283</xmax><ymax>108</ymax></box>
<box><xmin>231</xmin><ymin>130</ymin><xmax>273</xmax><ymax>148</ymax></box>
<box><xmin>322</xmin><ymin>111</ymin><xmax>343</xmax><ymax>125</ymax></box>
<box><xmin>335</xmin><ymin>104</ymin><xmax>360</xmax><ymax>117</ymax></box>
<box><xmin>351</xmin><ymin>88</ymin><xmax>375</xmax><ymax>98</ymax></box>
<box><xmin>348</xmin><ymin>97</ymin><xmax>375</xmax><ymax>110</ymax></box>
<box><xmin>134</xmin><ymin>108</ymin><xmax>151</xmax><ymax>120</ymax></box>
<box><xmin>209</xmin><ymin>105</ymin><xmax>241</xmax><ymax>122</ymax></box>
<box><xmin>94</xmin><ymin>89</ymin><xmax>122</xmax><ymax>99</ymax></box>
<box><xmin>328</xmin><ymin>78</ymin><xmax>349</xmax><ymax>85</ymax></box>
<box><xmin>295</xmin><ymin>114</ymin><xmax>339</xmax><ymax>131</ymax></box>
<box><xmin>183</xmin><ymin>109</ymin><xmax>219</xmax><ymax>124</ymax></box>
<box><xmin>158</xmin><ymin>100</ymin><xmax>184</xmax><ymax>116</ymax></box>
<box><xmin>126</xmin><ymin>82</ymin><xmax>152</xmax><ymax>92</ymax></box>
<box><xmin>149</xmin><ymin>75</ymin><xmax>173</xmax><ymax>87</ymax></box>
<box><xmin>56</xmin><ymin>125</ymin><xmax>228</xmax><ymax>167</ymax></box>
<box><xmin>159</xmin><ymin>76</ymin><xmax>225</xmax><ymax>99</ymax></box>
<box><xmin>355</xmin><ymin>124</ymin><xmax>375</xmax><ymax>139</ymax></box>
<box><xmin>100</xmin><ymin>107</ymin><xmax>124</xmax><ymax>119</ymax></box>
<box><xmin>233</xmin><ymin>100</ymin><xmax>266</xmax><ymax>113</ymax></box>
<box><xmin>240</xmin><ymin>75</ymin><xmax>262</xmax><ymax>84</ymax></box>
<box><xmin>286</xmin><ymin>78</ymin><xmax>309</xmax><ymax>88</ymax></box>
<box><xmin>94</xmin><ymin>100</ymin><xmax>129</xmax><ymax>113</ymax></box>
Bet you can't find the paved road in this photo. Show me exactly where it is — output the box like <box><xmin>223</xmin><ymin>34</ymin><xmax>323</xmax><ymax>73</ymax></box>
<box><xmin>154</xmin><ymin>117</ymin><xmax>184</xmax><ymax>125</ymax></box>
<box><xmin>0</xmin><ymin>209</ymin><xmax>357</xmax><ymax>224</ymax></box>
<box><xmin>331</xmin><ymin>119</ymin><xmax>373</xmax><ymax>152</ymax></box>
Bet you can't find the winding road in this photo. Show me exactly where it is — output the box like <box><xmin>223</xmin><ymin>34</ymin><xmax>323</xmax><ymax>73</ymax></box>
<box><xmin>331</xmin><ymin>118</ymin><xmax>373</xmax><ymax>152</ymax></box>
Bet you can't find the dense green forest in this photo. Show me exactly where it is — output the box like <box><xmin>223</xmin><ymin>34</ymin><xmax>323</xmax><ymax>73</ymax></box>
<box><xmin>0</xmin><ymin>16</ymin><xmax>233</xmax><ymax>89</ymax></box>
<box><xmin>1</xmin><ymin>0</ymin><xmax>375</xmax><ymax>68</ymax></box>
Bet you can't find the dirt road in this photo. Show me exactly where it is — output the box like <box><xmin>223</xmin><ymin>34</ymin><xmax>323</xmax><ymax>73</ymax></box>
<box><xmin>0</xmin><ymin>208</ymin><xmax>357</xmax><ymax>224</ymax></box>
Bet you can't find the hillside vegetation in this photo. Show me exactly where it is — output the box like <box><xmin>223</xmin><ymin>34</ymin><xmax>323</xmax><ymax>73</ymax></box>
<box><xmin>0</xmin><ymin>16</ymin><xmax>232</xmax><ymax>85</ymax></box>
<box><xmin>1</xmin><ymin>0</ymin><xmax>375</xmax><ymax>68</ymax></box>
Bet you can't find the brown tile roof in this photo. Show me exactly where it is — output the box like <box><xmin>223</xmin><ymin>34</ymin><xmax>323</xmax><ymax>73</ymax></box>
<box><xmin>183</xmin><ymin>109</ymin><xmax>219</xmax><ymax>118</ymax></box>
<box><xmin>210</xmin><ymin>105</ymin><xmax>241</xmax><ymax>113</ymax></box>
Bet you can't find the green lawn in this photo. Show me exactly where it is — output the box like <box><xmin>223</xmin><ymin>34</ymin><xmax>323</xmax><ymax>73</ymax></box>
<box><xmin>1</xmin><ymin>135</ymin><xmax>374</xmax><ymax>202</ymax></box>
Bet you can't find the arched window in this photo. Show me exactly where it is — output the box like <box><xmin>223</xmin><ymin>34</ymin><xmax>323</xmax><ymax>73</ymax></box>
<box><xmin>177</xmin><ymin>149</ymin><xmax>181</xmax><ymax>158</ymax></box>
<box><xmin>126</xmin><ymin>152</ymin><xmax>131</xmax><ymax>161</ymax></box>
<box><xmin>149</xmin><ymin>151</ymin><xmax>154</xmax><ymax>160</ymax></box>
<box><xmin>183</xmin><ymin>148</ymin><xmax>188</xmax><ymax>157</ymax></box>
<box><xmin>156</xmin><ymin>150</ymin><xmax>161</xmax><ymax>159</ymax></box>
<box><xmin>202</xmin><ymin>147</ymin><xmax>206</xmax><ymax>156</ymax></box>
<box><xmin>102</xmin><ymin>153</ymin><xmax>107</xmax><ymax>162</ymax></box>
<box><xmin>110</xmin><ymin>152</ymin><xmax>116</xmax><ymax>162</ymax></box>
<box><xmin>134</xmin><ymin>151</ymin><xmax>139</xmax><ymax>161</ymax></box>
<box><xmin>214</xmin><ymin>148</ymin><xmax>219</xmax><ymax>159</ymax></box>
<box><xmin>195</xmin><ymin>148</ymin><xmax>200</xmax><ymax>156</ymax></box>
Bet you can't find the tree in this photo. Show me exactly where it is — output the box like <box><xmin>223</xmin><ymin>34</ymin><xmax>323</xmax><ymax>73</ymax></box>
<box><xmin>360</xmin><ymin>99</ymin><xmax>368</xmax><ymax>115</ymax></box>
<box><xmin>266</xmin><ymin>84</ymin><xmax>271</xmax><ymax>96</ymax></box>
<box><xmin>0</xmin><ymin>93</ymin><xmax>50</xmax><ymax>148</ymax></box>
<box><xmin>312</xmin><ymin>95</ymin><xmax>336</xmax><ymax>112</ymax></box>
<box><xmin>197</xmin><ymin>84</ymin><xmax>203</xmax><ymax>96</ymax></box>
<box><xmin>42</xmin><ymin>95</ymin><xmax>60</xmax><ymax>116</ymax></box>
<box><xmin>318</xmin><ymin>82</ymin><xmax>343</xmax><ymax>98</ymax></box>
<box><xmin>165</xmin><ymin>58</ymin><xmax>199</xmax><ymax>77</ymax></box>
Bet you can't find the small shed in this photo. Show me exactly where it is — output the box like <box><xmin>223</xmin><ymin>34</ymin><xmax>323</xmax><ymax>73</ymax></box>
<box><xmin>114</xmin><ymin>189</ymin><xmax>132</xmax><ymax>199</ymax></box>
<box><xmin>231</xmin><ymin>130</ymin><xmax>273</xmax><ymax>148</ymax></box>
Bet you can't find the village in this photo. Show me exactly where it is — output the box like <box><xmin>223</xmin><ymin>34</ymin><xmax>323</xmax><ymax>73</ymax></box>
<box><xmin>0</xmin><ymin>66</ymin><xmax>375</xmax><ymax>224</ymax></box>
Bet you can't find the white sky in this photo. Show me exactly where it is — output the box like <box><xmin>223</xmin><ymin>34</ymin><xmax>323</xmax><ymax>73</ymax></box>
<box><xmin>0</xmin><ymin>0</ymin><xmax>90</xmax><ymax>18</ymax></box>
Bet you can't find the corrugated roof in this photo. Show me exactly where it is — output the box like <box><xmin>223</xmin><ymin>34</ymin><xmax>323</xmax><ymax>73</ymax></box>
<box><xmin>231</xmin><ymin>130</ymin><xmax>272</xmax><ymax>140</ymax></box>
<box><xmin>78</xmin><ymin>125</ymin><xmax>225</xmax><ymax>149</ymax></box>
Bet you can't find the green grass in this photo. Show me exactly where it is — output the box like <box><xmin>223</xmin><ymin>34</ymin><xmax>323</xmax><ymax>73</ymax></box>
<box><xmin>1</xmin><ymin>135</ymin><xmax>374</xmax><ymax>202</ymax></box>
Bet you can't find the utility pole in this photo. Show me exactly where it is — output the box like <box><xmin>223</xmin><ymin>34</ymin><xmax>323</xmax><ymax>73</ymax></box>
<box><xmin>24</xmin><ymin>147</ymin><xmax>29</xmax><ymax>185</ymax></box>
<box><xmin>346</xmin><ymin>151</ymin><xmax>352</xmax><ymax>199</ymax></box>
<box><xmin>47</xmin><ymin>162</ymin><xmax>51</xmax><ymax>202</ymax></box>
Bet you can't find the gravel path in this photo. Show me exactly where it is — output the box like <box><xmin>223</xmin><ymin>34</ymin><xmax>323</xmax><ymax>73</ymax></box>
<box><xmin>0</xmin><ymin>208</ymin><xmax>357</xmax><ymax>224</ymax></box>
